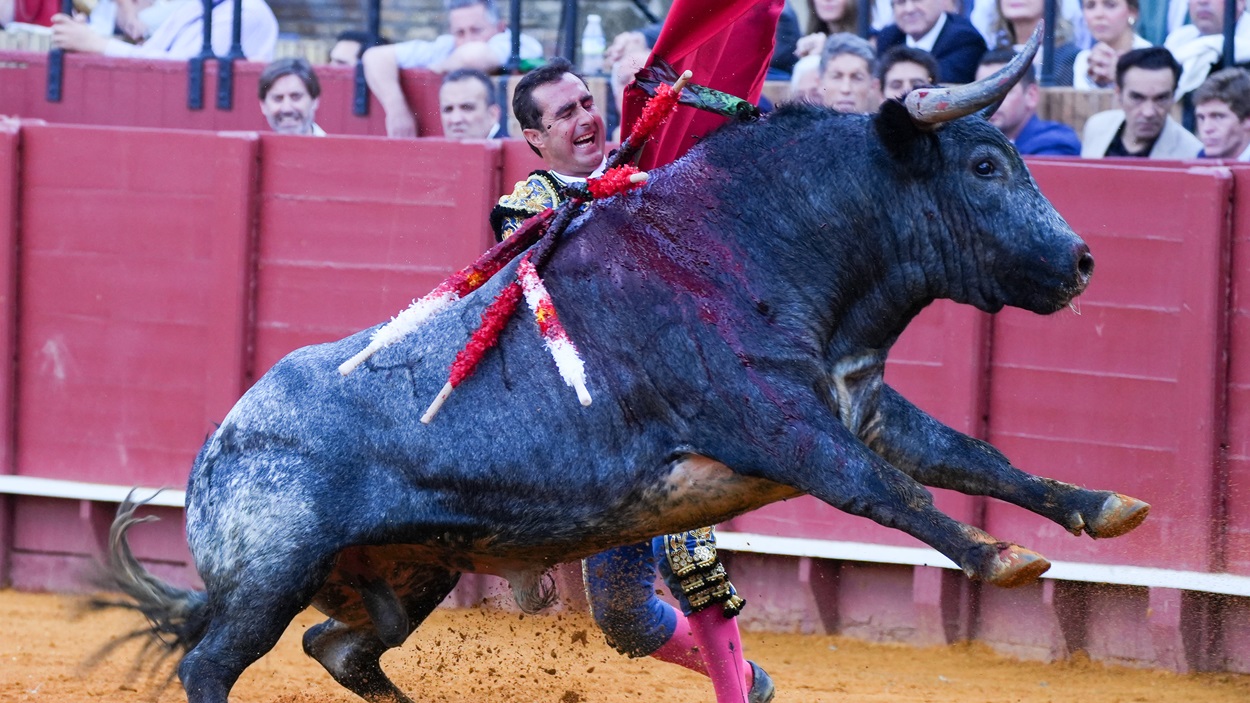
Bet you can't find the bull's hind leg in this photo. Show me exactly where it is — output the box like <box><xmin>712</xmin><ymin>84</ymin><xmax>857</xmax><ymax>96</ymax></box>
<box><xmin>177</xmin><ymin>557</ymin><xmax>334</xmax><ymax>703</ymax></box>
<box><xmin>304</xmin><ymin>567</ymin><xmax>460</xmax><ymax>703</ymax></box>
<box><xmin>870</xmin><ymin>386</ymin><xmax>1149</xmax><ymax>538</ymax></box>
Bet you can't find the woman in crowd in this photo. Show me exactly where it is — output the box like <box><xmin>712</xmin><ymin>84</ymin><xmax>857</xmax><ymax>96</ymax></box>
<box><xmin>1072</xmin><ymin>0</ymin><xmax>1150</xmax><ymax>89</ymax></box>
<box><xmin>993</xmin><ymin>0</ymin><xmax>1079</xmax><ymax>85</ymax></box>
<box><xmin>795</xmin><ymin>0</ymin><xmax>869</xmax><ymax>57</ymax></box>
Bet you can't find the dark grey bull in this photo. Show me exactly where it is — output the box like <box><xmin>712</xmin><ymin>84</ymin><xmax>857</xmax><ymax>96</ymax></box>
<box><xmin>104</xmin><ymin>45</ymin><xmax>1147</xmax><ymax>703</ymax></box>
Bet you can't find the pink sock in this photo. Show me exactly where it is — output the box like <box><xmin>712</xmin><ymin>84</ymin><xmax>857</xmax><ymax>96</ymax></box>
<box><xmin>648</xmin><ymin>611</ymin><xmax>707</xmax><ymax>675</ymax></box>
<box><xmin>688</xmin><ymin>606</ymin><xmax>753</xmax><ymax>703</ymax></box>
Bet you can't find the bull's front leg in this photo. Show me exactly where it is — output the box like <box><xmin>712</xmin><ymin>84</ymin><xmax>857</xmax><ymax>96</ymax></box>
<box><xmin>868</xmin><ymin>385</ymin><xmax>1148</xmax><ymax>539</ymax></box>
<box><xmin>752</xmin><ymin>419</ymin><xmax>1051</xmax><ymax>588</ymax></box>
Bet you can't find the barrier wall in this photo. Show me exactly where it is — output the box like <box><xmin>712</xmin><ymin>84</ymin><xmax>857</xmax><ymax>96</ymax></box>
<box><xmin>0</xmin><ymin>122</ymin><xmax>1246</xmax><ymax>671</ymax></box>
<box><xmin>1229</xmin><ymin>165</ymin><xmax>1250</xmax><ymax>578</ymax></box>
<box><xmin>252</xmin><ymin>134</ymin><xmax>499</xmax><ymax>376</ymax></box>
<box><xmin>0</xmin><ymin>119</ymin><xmax>19</xmax><ymax>587</ymax></box>
<box><xmin>0</xmin><ymin>51</ymin><xmax>444</xmax><ymax>137</ymax></box>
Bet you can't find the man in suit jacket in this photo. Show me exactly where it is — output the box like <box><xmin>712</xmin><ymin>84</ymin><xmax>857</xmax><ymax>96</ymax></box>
<box><xmin>1081</xmin><ymin>47</ymin><xmax>1203</xmax><ymax>159</ymax></box>
<box><xmin>876</xmin><ymin>0</ymin><xmax>988</xmax><ymax>84</ymax></box>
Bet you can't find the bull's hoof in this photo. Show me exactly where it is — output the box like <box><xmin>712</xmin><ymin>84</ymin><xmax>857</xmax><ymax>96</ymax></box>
<box><xmin>974</xmin><ymin>544</ymin><xmax>1051</xmax><ymax>588</ymax></box>
<box><xmin>1085</xmin><ymin>493</ymin><xmax>1150</xmax><ymax>539</ymax></box>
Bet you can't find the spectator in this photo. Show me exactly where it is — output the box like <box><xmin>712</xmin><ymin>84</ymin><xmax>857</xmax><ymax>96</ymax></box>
<box><xmin>1073</xmin><ymin>0</ymin><xmax>1152</xmax><ymax>90</ymax></box>
<box><xmin>976</xmin><ymin>49</ymin><xmax>1081</xmax><ymax>154</ymax></box>
<box><xmin>990</xmin><ymin>0</ymin><xmax>1078</xmax><ymax>85</ymax></box>
<box><xmin>438</xmin><ymin>68</ymin><xmax>500</xmax><ymax>139</ymax></box>
<box><xmin>877</xmin><ymin>45</ymin><xmax>939</xmax><ymax>100</ymax></box>
<box><xmin>330</xmin><ymin>29</ymin><xmax>389</xmax><ymax>66</ymax></box>
<box><xmin>49</xmin><ymin>0</ymin><xmax>277</xmax><ymax>60</ymax></box>
<box><xmin>789</xmin><ymin>54</ymin><xmax>824</xmax><ymax>102</ymax></box>
<box><xmin>259</xmin><ymin>58</ymin><xmax>324</xmax><ymax>136</ymax></box>
<box><xmin>1194</xmin><ymin>67</ymin><xmax>1250</xmax><ymax>158</ymax></box>
<box><xmin>819</xmin><ymin>32</ymin><xmax>881</xmax><ymax>113</ymax></box>
<box><xmin>1164</xmin><ymin>0</ymin><xmax>1250</xmax><ymax>97</ymax></box>
<box><xmin>362</xmin><ymin>0</ymin><xmax>542</xmax><ymax>138</ymax></box>
<box><xmin>795</xmin><ymin>0</ymin><xmax>868</xmax><ymax>59</ymax></box>
<box><xmin>608</xmin><ymin>44</ymin><xmax>651</xmax><ymax>141</ymax></box>
<box><xmin>1081</xmin><ymin>46</ymin><xmax>1202</xmax><ymax>157</ymax></box>
<box><xmin>112</xmin><ymin>0</ymin><xmax>189</xmax><ymax>43</ymax></box>
<box><xmin>771</xmin><ymin>3</ymin><xmax>802</xmax><ymax>78</ymax></box>
<box><xmin>877</xmin><ymin>0</ymin><xmax>988</xmax><ymax>83</ymax></box>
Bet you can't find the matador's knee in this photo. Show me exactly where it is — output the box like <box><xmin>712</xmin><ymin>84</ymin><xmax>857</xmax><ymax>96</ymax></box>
<box><xmin>583</xmin><ymin>543</ymin><xmax>676</xmax><ymax>658</ymax></box>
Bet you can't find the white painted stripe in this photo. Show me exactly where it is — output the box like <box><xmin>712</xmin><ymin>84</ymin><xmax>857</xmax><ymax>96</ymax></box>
<box><xmin>0</xmin><ymin>477</ymin><xmax>1245</xmax><ymax>598</ymax></box>
<box><xmin>716</xmin><ymin>531</ymin><xmax>1250</xmax><ymax>598</ymax></box>
<box><xmin>0</xmin><ymin>475</ymin><xmax>185</xmax><ymax>507</ymax></box>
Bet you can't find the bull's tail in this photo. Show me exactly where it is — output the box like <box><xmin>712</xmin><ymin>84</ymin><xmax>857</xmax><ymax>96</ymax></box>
<box><xmin>89</xmin><ymin>494</ymin><xmax>209</xmax><ymax>659</ymax></box>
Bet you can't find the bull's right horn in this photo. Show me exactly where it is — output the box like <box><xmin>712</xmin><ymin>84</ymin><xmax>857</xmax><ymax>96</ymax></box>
<box><xmin>904</xmin><ymin>23</ymin><xmax>1043</xmax><ymax>125</ymax></box>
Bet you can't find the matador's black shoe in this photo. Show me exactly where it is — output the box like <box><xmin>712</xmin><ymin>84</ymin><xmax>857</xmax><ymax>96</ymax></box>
<box><xmin>748</xmin><ymin>660</ymin><xmax>775</xmax><ymax>703</ymax></box>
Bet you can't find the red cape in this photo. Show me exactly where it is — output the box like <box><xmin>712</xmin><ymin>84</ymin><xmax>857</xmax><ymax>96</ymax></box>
<box><xmin>620</xmin><ymin>0</ymin><xmax>785</xmax><ymax>170</ymax></box>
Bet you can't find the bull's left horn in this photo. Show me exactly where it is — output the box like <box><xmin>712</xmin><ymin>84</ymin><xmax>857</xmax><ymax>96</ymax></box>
<box><xmin>904</xmin><ymin>22</ymin><xmax>1043</xmax><ymax>125</ymax></box>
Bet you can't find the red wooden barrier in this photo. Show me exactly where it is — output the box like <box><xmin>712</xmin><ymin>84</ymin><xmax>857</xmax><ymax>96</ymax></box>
<box><xmin>0</xmin><ymin>119</ymin><xmax>19</xmax><ymax>476</ymax></box>
<box><xmin>16</xmin><ymin>124</ymin><xmax>257</xmax><ymax>488</ymax></box>
<box><xmin>991</xmin><ymin>162</ymin><xmax>1231</xmax><ymax>572</ymax></box>
<box><xmin>0</xmin><ymin>51</ymin><xmax>445</xmax><ymax>138</ymax></box>
<box><xmin>252</xmin><ymin>135</ymin><xmax>500</xmax><ymax>376</ymax></box>
<box><xmin>1226</xmin><ymin>165</ymin><xmax>1250</xmax><ymax>577</ymax></box>
<box><xmin>0</xmin><ymin>119</ymin><xmax>20</xmax><ymax>587</ymax></box>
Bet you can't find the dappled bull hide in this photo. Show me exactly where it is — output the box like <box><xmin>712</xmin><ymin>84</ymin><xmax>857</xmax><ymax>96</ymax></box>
<box><xmin>102</xmin><ymin>57</ymin><xmax>1147</xmax><ymax>703</ymax></box>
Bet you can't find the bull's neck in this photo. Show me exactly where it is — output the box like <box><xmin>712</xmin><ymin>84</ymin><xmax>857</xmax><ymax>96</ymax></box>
<box><xmin>691</xmin><ymin>167</ymin><xmax>946</xmax><ymax>358</ymax></box>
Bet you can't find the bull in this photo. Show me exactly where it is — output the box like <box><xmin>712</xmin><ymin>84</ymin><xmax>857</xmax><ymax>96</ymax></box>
<box><xmin>102</xmin><ymin>43</ymin><xmax>1147</xmax><ymax>703</ymax></box>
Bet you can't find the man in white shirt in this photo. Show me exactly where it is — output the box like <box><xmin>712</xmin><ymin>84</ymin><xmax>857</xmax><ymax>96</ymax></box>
<box><xmin>363</xmin><ymin>0</ymin><xmax>542</xmax><ymax>138</ymax></box>
<box><xmin>1195</xmin><ymin>67</ymin><xmax>1250</xmax><ymax>158</ymax></box>
<box><xmin>259</xmin><ymin>58</ymin><xmax>326</xmax><ymax>136</ymax></box>
<box><xmin>49</xmin><ymin>0</ymin><xmax>277</xmax><ymax>61</ymax></box>
<box><xmin>1164</xmin><ymin>0</ymin><xmax>1250</xmax><ymax>95</ymax></box>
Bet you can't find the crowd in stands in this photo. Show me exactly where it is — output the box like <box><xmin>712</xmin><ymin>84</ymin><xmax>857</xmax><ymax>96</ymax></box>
<box><xmin>3</xmin><ymin>0</ymin><xmax>1250</xmax><ymax>159</ymax></box>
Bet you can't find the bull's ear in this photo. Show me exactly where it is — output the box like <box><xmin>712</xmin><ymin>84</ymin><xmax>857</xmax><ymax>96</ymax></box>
<box><xmin>873</xmin><ymin>98</ymin><xmax>930</xmax><ymax>159</ymax></box>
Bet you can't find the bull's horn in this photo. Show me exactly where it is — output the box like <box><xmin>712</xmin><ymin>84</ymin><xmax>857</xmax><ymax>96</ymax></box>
<box><xmin>904</xmin><ymin>23</ymin><xmax>1043</xmax><ymax>125</ymax></box>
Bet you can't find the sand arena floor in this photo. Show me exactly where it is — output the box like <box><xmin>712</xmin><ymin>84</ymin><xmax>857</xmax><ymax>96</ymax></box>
<box><xmin>1</xmin><ymin>588</ymin><xmax>1247</xmax><ymax>703</ymax></box>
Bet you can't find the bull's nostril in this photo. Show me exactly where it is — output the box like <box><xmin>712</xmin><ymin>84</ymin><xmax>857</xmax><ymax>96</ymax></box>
<box><xmin>1077</xmin><ymin>251</ymin><xmax>1094</xmax><ymax>279</ymax></box>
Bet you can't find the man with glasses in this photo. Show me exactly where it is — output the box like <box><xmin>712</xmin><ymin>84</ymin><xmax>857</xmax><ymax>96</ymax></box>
<box><xmin>1082</xmin><ymin>47</ymin><xmax>1202</xmax><ymax>158</ymax></box>
<box><xmin>876</xmin><ymin>0</ymin><xmax>987</xmax><ymax>84</ymax></box>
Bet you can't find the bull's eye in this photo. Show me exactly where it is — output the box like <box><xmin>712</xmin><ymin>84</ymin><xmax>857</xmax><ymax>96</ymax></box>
<box><xmin>974</xmin><ymin>159</ymin><xmax>997</xmax><ymax>177</ymax></box>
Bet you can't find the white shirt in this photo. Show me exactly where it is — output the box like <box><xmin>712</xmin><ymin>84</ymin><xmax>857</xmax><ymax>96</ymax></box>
<box><xmin>1167</xmin><ymin>14</ymin><xmax>1250</xmax><ymax>95</ymax></box>
<box><xmin>906</xmin><ymin>12</ymin><xmax>947</xmax><ymax>51</ymax></box>
<box><xmin>1165</xmin><ymin>12</ymin><xmax>1250</xmax><ymax>51</ymax></box>
<box><xmin>102</xmin><ymin>0</ymin><xmax>277</xmax><ymax>61</ymax></box>
<box><xmin>393</xmin><ymin>31</ymin><xmax>543</xmax><ymax>70</ymax></box>
<box><xmin>548</xmin><ymin>157</ymin><xmax>607</xmax><ymax>186</ymax></box>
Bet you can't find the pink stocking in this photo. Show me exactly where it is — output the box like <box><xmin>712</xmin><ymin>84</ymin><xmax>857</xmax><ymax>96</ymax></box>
<box><xmin>648</xmin><ymin>611</ymin><xmax>707</xmax><ymax>675</ymax></box>
<box><xmin>688</xmin><ymin>606</ymin><xmax>753</xmax><ymax>703</ymax></box>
